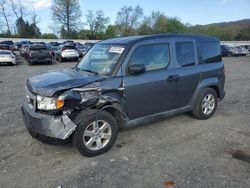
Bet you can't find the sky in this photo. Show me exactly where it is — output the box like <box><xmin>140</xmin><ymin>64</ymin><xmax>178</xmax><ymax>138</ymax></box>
<box><xmin>3</xmin><ymin>0</ymin><xmax>250</xmax><ymax>33</ymax></box>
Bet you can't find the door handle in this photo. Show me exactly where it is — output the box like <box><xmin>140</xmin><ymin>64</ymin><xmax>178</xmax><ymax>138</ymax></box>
<box><xmin>167</xmin><ymin>75</ymin><xmax>180</xmax><ymax>83</ymax></box>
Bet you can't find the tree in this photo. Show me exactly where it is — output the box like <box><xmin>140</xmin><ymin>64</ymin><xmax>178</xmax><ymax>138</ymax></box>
<box><xmin>104</xmin><ymin>25</ymin><xmax>117</xmax><ymax>39</ymax></box>
<box><xmin>0</xmin><ymin>0</ymin><xmax>11</xmax><ymax>35</ymax></box>
<box><xmin>235</xmin><ymin>26</ymin><xmax>250</xmax><ymax>40</ymax></box>
<box><xmin>86</xmin><ymin>10</ymin><xmax>110</xmax><ymax>39</ymax></box>
<box><xmin>42</xmin><ymin>33</ymin><xmax>58</xmax><ymax>39</ymax></box>
<box><xmin>116</xmin><ymin>5</ymin><xmax>143</xmax><ymax>36</ymax></box>
<box><xmin>51</xmin><ymin>0</ymin><xmax>81</xmax><ymax>38</ymax></box>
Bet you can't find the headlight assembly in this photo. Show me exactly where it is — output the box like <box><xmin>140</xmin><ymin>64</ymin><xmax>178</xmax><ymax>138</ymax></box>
<box><xmin>37</xmin><ymin>95</ymin><xmax>64</xmax><ymax>110</ymax></box>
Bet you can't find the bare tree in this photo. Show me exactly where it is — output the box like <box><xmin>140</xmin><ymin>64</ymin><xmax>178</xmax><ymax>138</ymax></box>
<box><xmin>0</xmin><ymin>0</ymin><xmax>11</xmax><ymax>33</ymax></box>
<box><xmin>86</xmin><ymin>10</ymin><xmax>109</xmax><ymax>39</ymax></box>
<box><xmin>51</xmin><ymin>0</ymin><xmax>81</xmax><ymax>38</ymax></box>
<box><xmin>116</xmin><ymin>5</ymin><xmax>143</xmax><ymax>36</ymax></box>
<box><xmin>31</xmin><ymin>6</ymin><xmax>39</xmax><ymax>25</ymax></box>
<box><xmin>10</xmin><ymin>0</ymin><xmax>26</xmax><ymax>19</ymax></box>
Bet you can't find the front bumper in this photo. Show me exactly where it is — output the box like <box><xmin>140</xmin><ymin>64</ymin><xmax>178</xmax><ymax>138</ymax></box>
<box><xmin>21</xmin><ymin>101</ymin><xmax>76</xmax><ymax>140</ymax></box>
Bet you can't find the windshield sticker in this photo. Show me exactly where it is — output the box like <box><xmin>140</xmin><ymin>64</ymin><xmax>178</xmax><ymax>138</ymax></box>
<box><xmin>109</xmin><ymin>47</ymin><xmax>124</xmax><ymax>54</ymax></box>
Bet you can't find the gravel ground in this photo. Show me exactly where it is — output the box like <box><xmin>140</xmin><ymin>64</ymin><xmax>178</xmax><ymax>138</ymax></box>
<box><xmin>0</xmin><ymin>54</ymin><xmax>250</xmax><ymax>188</ymax></box>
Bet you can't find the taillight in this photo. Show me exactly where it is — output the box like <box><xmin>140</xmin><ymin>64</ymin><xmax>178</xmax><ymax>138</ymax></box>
<box><xmin>11</xmin><ymin>56</ymin><xmax>15</xmax><ymax>59</ymax></box>
<box><xmin>61</xmin><ymin>48</ymin><xmax>65</xmax><ymax>51</ymax></box>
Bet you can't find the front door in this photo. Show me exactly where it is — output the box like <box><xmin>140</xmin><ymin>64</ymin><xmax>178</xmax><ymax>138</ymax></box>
<box><xmin>123</xmin><ymin>41</ymin><xmax>177</xmax><ymax>119</ymax></box>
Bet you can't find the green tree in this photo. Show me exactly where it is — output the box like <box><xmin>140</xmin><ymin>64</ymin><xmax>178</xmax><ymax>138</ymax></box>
<box><xmin>104</xmin><ymin>25</ymin><xmax>117</xmax><ymax>39</ymax></box>
<box><xmin>166</xmin><ymin>17</ymin><xmax>186</xmax><ymax>33</ymax></box>
<box><xmin>235</xmin><ymin>26</ymin><xmax>250</xmax><ymax>40</ymax></box>
<box><xmin>86</xmin><ymin>10</ymin><xmax>110</xmax><ymax>39</ymax></box>
<box><xmin>42</xmin><ymin>33</ymin><xmax>58</xmax><ymax>39</ymax></box>
<box><xmin>116</xmin><ymin>5</ymin><xmax>143</xmax><ymax>36</ymax></box>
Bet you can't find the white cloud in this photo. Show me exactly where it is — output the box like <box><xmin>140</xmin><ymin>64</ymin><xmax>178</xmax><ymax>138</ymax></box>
<box><xmin>13</xmin><ymin>0</ymin><xmax>52</xmax><ymax>10</ymax></box>
<box><xmin>32</xmin><ymin>0</ymin><xmax>52</xmax><ymax>9</ymax></box>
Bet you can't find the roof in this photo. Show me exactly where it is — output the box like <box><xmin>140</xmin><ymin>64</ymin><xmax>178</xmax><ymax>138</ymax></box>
<box><xmin>100</xmin><ymin>33</ymin><xmax>220</xmax><ymax>45</ymax></box>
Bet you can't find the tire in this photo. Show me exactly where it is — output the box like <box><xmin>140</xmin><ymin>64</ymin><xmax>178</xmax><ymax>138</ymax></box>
<box><xmin>192</xmin><ymin>88</ymin><xmax>217</xmax><ymax>120</ymax></box>
<box><xmin>48</xmin><ymin>60</ymin><xmax>53</xmax><ymax>65</ymax></box>
<box><xmin>73</xmin><ymin>109</ymin><xmax>118</xmax><ymax>157</ymax></box>
<box><xmin>228</xmin><ymin>52</ymin><xmax>233</xmax><ymax>57</ymax></box>
<box><xmin>28</xmin><ymin>61</ymin><xmax>33</xmax><ymax>66</ymax></box>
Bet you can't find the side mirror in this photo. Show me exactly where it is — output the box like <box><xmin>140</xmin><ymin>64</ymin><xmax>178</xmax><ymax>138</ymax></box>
<box><xmin>128</xmin><ymin>64</ymin><xmax>145</xmax><ymax>75</ymax></box>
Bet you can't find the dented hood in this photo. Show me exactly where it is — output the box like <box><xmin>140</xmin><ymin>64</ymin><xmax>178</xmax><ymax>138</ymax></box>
<box><xmin>27</xmin><ymin>68</ymin><xmax>104</xmax><ymax>97</ymax></box>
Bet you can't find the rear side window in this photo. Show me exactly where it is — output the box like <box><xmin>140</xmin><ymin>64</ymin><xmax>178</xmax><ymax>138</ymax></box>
<box><xmin>200</xmin><ymin>42</ymin><xmax>222</xmax><ymax>63</ymax></box>
<box><xmin>175</xmin><ymin>42</ymin><xmax>195</xmax><ymax>67</ymax></box>
<box><xmin>130</xmin><ymin>44</ymin><xmax>170</xmax><ymax>71</ymax></box>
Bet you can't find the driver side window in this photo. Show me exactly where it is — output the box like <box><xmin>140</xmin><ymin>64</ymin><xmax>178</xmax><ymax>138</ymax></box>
<box><xmin>130</xmin><ymin>44</ymin><xmax>170</xmax><ymax>72</ymax></box>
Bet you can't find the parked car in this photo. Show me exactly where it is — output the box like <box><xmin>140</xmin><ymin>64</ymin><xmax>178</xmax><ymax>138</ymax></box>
<box><xmin>0</xmin><ymin>44</ymin><xmax>12</xmax><ymax>51</ymax></box>
<box><xmin>47</xmin><ymin>42</ymin><xmax>61</xmax><ymax>58</ymax></box>
<box><xmin>21</xmin><ymin>34</ymin><xmax>225</xmax><ymax>157</ymax></box>
<box><xmin>26</xmin><ymin>45</ymin><xmax>53</xmax><ymax>66</ymax></box>
<box><xmin>221</xmin><ymin>45</ymin><xmax>248</xmax><ymax>56</ymax></box>
<box><xmin>77</xmin><ymin>45</ymin><xmax>89</xmax><ymax>58</ymax></box>
<box><xmin>54</xmin><ymin>45</ymin><xmax>79</xmax><ymax>62</ymax></box>
<box><xmin>235</xmin><ymin>46</ymin><xmax>249</xmax><ymax>56</ymax></box>
<box><xmin>13</xmin><ymin>42</ymin><xmax>21</xmax><ymax>50</ymax></box>
<box><xmin>0</xmin><ymin>50</ymin><xmax>16</xmax><ymax>65</ymax></box>
<box><xmin>20</xmin><ymin>44</ymin><xmax>29</xmax><ymax>57</ymax></box>
<box><xmin>0</xmin><ymin>40</ymin><xmax>15</xmax><ymax>51</ymax></box>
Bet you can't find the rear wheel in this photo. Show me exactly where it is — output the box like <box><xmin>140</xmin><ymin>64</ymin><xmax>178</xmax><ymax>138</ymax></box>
<box><xmin>228</xmin><ymin>52</ymin><xmax>233</xmax><ymax>57</ymax></box>
<box><xmin>73</xmin><ymin>109</ymin><xmax>118</xmax><ymax>157</ymax></box>
<box><xmin>192</xmin><ymin>88</ymin><xmax>217</xmax><ymax>120</ymax></box>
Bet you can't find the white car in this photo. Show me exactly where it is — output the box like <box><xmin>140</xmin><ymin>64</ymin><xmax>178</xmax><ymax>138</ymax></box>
<box><xmin>0</xmin><ymin>50</ymin><xmax>16</xmax><ymax>65</ymax></box>
<box><xmin>54</xmin><ymin>45</ymin><xmax>79</xmax><ymax>62</ymax></box>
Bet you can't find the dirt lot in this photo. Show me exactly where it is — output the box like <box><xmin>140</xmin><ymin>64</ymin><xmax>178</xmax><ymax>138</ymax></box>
<box><xmin>0</xmin><ymin>54</ymin><xmax>250</xmax><ymax>188</ymax></box>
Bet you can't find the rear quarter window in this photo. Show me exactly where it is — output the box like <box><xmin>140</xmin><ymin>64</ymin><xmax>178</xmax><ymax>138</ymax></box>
<box><xmin>175</xmin><ymin>42</ymin><xmax>195</xmax><ymax>67</ymax></box>
<box><xmin>200</xmin><ymin>42</ymin><xmax>222</xmax><ymax>63</ymax></box>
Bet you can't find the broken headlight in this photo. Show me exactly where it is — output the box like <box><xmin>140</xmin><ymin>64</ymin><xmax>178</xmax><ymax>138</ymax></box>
<box><xmin>37</xmin><ymin>95</ymin><xmax>64</xmax><ymax>110</ymax></box>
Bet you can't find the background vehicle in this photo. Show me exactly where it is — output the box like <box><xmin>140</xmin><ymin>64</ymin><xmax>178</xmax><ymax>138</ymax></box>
<box><xmin>0</xmin><ymin>50</ymin><xmax>16</xmax><ymax>65</ymax></box>
<box><xmin>0</xmin><ymin>40</ymin><xmax>15</xmax><ymax>51</ymax></box>
<box><xmin>54</xmin><ymin>45</ymin><xmax>79</xmax><ymax>62</ymax></box>
<box><xmin>221</xmin><ymin>45</ymin><xmax>248</xmax><ymax>56</ymax></box>
<box><xmin>22</xmin><ymin>34</ymin><xmax>225</xmax><ymax>157</ymax></box>
<box><xmin>26</xmin><ymin>45</ymin><xmax>53</xmax><ymax>65</ymax></box>
<box><xmin>236</xmin><ymin>46</ymin><xmax>249</xmax><ymax>56</ymax></box>
<box><xmin>77</xmin><ymin>44</ymin><xmax>88</xmax><ymax>58</ymax></box>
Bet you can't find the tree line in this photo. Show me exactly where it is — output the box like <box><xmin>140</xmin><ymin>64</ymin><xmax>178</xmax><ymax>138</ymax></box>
<box><xmin>0</xmin><ymin>0</ymin><xmax>249</xmax><ymax>41</ymax></box>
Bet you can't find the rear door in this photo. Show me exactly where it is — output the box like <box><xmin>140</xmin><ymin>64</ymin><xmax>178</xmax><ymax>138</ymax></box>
<box><xmin>172</xmin><ymin>38</ymin><xmax>200</xmax><ymax>108</ymax></box>
<box><xmin>122</xmin><ymin>39</ymin><xmax>177</xmax><ymax>119</ymax></box>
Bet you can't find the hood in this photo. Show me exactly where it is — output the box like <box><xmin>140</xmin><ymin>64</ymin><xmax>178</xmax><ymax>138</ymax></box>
<box><xmin>27</xmin><ymin>68</ymin><xmax>105</xmax><ymax>97</ymax></box>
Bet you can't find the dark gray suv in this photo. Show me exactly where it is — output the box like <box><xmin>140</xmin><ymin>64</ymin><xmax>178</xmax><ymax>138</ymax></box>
<box><xmin>21</xmin><ymin>34</ymin><xmax>225</xmax><ymax>157</ymax></box>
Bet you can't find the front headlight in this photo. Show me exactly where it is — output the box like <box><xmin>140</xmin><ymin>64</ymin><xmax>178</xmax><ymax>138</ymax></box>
<box><xmin>37</xmin><ymin>95</ymin><xmax>64</xmax><ymax>110</ymax></box>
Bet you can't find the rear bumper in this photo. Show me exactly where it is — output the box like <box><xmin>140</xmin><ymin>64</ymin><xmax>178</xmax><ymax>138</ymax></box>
<box><xmin>21</xmin><ymin>101</ymin><xmax>76</xmax><ymax>139</ymax></box>
<box><xmin>30</xmin><ymin>58</ymin><xmax>52</xmax><ymax>63</ymax></box>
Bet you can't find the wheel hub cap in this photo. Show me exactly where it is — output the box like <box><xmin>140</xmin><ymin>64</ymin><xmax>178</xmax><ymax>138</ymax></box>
<box><xmin>202</xmin><ymin>94</ymin><xmax>215</xmax><ymax>115</ymax></box>
<box><xmin>83</xmin><ymin>120</ymin><xmax>112</xmax><ymax>151</ymax></box>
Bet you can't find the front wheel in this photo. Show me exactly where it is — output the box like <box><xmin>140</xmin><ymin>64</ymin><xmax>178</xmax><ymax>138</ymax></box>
<box><xmin>192</xmin><ymin>88</ymin><xmax>217</xmax><ymax>120</ymax></box>
<box><xmin>73</xmin><ymin>109</ymin><xmax>118</xmax><ymax>157</ymax></box>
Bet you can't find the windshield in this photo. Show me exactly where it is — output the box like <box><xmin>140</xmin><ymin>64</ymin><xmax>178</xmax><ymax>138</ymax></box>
<box><xmin>77</xmin><ymin>44</ymin><xmax>126</xmax><ymax>75</ymax></box>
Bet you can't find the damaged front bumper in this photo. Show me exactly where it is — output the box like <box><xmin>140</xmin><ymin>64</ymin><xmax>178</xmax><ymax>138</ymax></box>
<box><xmin>21</xmin><ymin>101</ymin><xmax>77</xmax><ymax>140</ymax></box>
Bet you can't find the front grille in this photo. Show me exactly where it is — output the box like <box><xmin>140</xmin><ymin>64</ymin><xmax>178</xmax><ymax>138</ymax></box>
<box><xmin>25</xmin><ymin>86</ymin><xmax>36</xmax><ymax>109</ymax></box>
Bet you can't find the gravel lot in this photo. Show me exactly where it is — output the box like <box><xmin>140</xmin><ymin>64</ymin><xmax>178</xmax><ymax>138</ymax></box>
<box><xmin>0</xmin><ymin>54</ymin><xmax>250</xmax><ymax>188</ymax></box>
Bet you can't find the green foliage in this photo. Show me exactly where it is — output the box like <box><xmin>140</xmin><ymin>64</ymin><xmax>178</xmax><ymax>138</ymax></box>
<box><xmin>42</xmin><ymin>33</ymin><xmax>58</xmax><ymax>39</ymax></box>
<box><xmin>16</xmin><ymin>17</ymin><xmax>41</xmax><ymax>38</ymax></box>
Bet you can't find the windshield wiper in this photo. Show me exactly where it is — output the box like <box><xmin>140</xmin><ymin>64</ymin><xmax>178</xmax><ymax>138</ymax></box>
<box><xmin>80</xmin><ymin>69</ymin><xmax>99</xmax><ymax>75</ymax></box>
